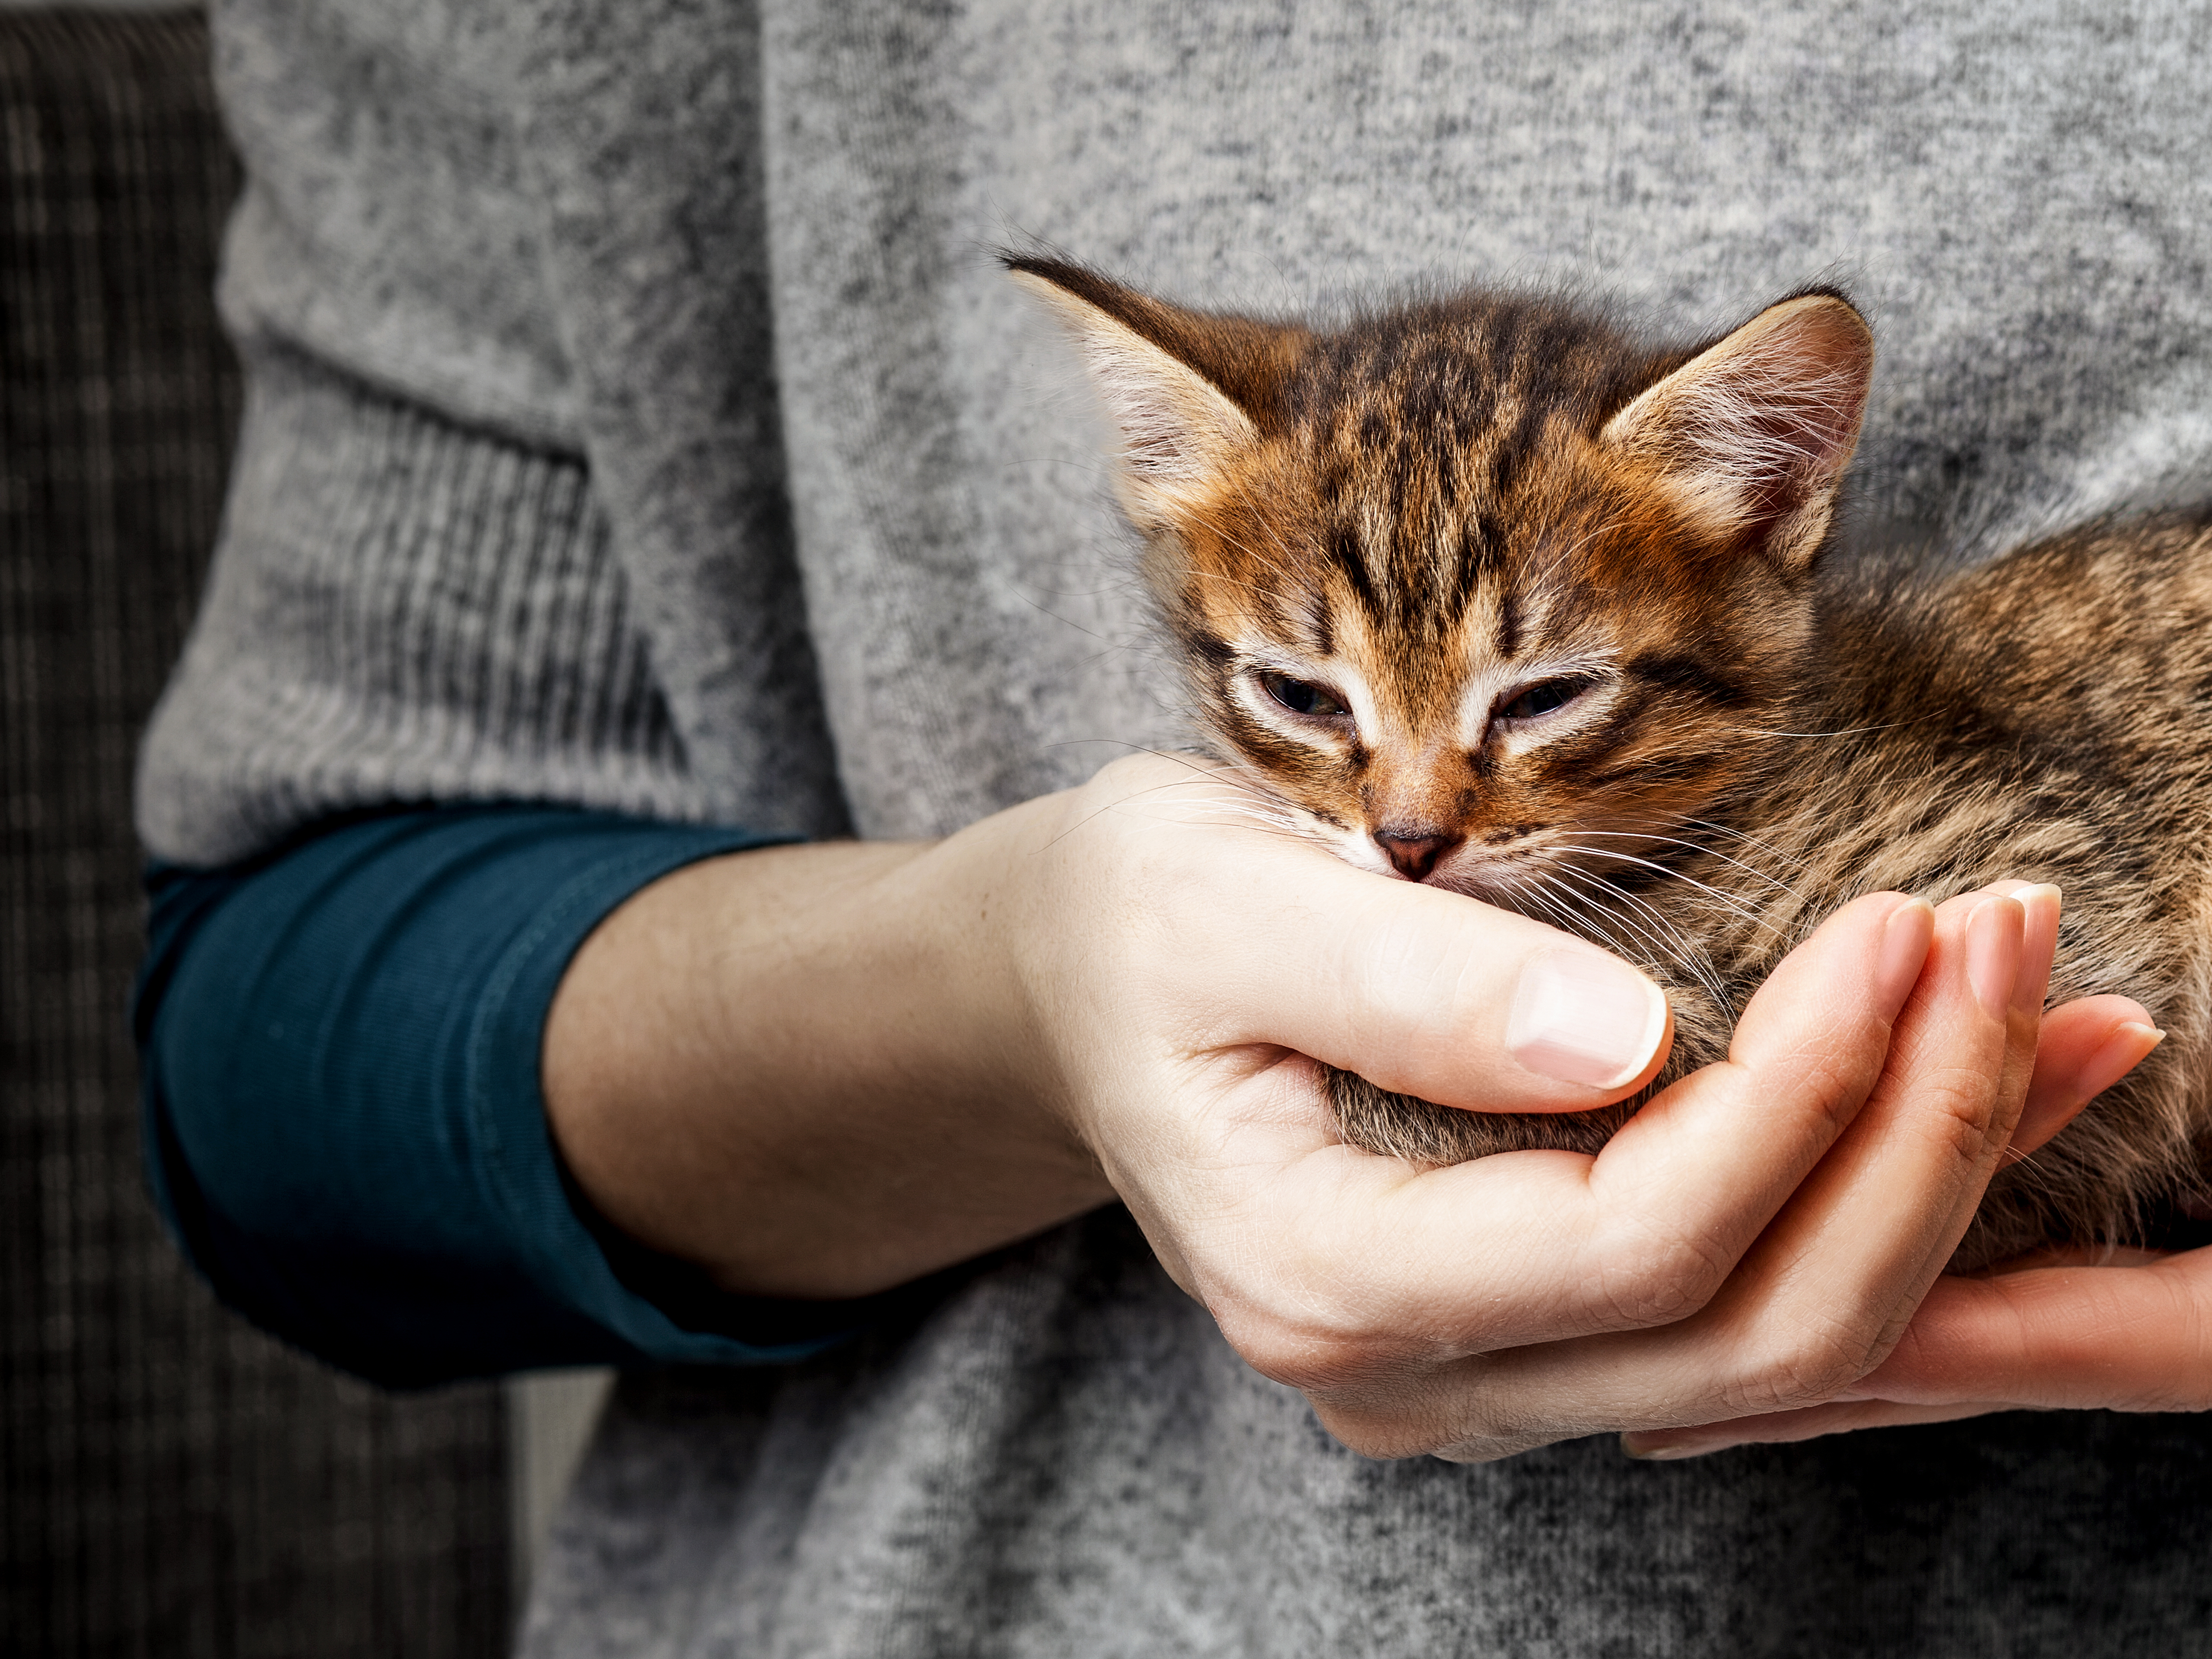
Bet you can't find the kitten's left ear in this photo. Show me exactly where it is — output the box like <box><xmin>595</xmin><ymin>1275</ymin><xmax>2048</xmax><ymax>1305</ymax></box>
<box><xmin>1005</xmin><ymin>254</ymin><xmax>1300</xmax><ymax>533</ymax></box>
<box><xmin>1602</xmin><ymin>293</ymin><xmax>1873</xmax><ymax>569</ymax></box>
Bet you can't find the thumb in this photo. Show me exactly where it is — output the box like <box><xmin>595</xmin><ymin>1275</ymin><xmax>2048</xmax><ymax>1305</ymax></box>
<box><xmin>1207</xmin><ymin>859</ymin><xmax>1674</xmax><ymax>1115</ymax></box>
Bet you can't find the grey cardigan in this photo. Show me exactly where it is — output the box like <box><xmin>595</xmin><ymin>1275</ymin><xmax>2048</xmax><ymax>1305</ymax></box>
<box><xmin>141</xmin><ymin>1</ymin><xmax>2212</xmax><ymax>1652</ymax></box>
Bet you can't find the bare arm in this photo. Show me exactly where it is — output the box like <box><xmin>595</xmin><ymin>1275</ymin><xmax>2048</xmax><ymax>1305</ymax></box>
<box><xmin>543</xmin><ymin>829</ymin><xmax>1110</xmax><ymax>1301</ymax></box>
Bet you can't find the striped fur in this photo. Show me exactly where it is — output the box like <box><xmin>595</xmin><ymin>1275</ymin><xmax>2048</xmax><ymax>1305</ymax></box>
<box><xmin>1015</xmin><ymin>256</ymin><xmax>2212</xmax><ymax>1270</ymax></box>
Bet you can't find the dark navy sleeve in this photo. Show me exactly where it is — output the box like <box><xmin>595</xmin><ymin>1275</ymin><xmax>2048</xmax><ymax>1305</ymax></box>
<box><xmin>134</xmin><ymin>804</ymin><xmax>899</xmax><ymax>1387</ymax></box>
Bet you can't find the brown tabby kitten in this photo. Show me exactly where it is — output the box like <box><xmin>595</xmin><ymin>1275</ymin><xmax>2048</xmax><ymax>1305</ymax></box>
<box><xmin>1011</xmin><ymin>254</ymin><xmax>2212</xmax><ymax>1272</ymax></box>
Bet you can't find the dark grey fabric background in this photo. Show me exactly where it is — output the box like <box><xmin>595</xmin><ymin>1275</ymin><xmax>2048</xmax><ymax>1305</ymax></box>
<box><xmin>0</xmin><ymin>12</ymin><xmax>509</xmax><ymax>1654</ymax></box>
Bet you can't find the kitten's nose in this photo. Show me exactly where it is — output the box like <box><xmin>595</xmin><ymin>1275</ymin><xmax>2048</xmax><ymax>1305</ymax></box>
<box><xmin>1373</xmin><ymin>828</ymin><xmax>1461</xmax><ymax>882</ymax></box>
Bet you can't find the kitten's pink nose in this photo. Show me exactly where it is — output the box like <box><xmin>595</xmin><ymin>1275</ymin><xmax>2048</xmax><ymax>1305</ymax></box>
<box><xmin>1373</xmin><ymin>828</ymin><xmax>1461</xmax><ymax>882</ymax></box>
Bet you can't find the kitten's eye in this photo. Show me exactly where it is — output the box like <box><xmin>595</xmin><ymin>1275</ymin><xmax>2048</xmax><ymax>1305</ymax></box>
<box><xmin>1498</xmin><ymin>677</ymin><xmax>1593</xmax><ymax>721</ymax></box>
<box><xmin>1258</xmin><ymin>670</ymin><xmax>1348</xmax><ymax>719</ymax></box>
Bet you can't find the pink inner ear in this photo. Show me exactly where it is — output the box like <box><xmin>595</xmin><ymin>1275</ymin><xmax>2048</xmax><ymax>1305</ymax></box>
<box><xmin>1606</xmin><ymin>295</ymin><xmax>1873</xmax><ymax>552</ymax></box>
<box><xmin>1723</xmin><ymin>300</ymin><xmax>1875</xmax><ymax>489</ymax></box>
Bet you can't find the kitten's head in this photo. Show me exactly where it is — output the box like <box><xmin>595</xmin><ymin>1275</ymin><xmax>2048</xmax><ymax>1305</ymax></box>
<box><xmin>1012</xmin><ymin>257</ymin><xmax>1872</xmax><ymax>899</ymax></box>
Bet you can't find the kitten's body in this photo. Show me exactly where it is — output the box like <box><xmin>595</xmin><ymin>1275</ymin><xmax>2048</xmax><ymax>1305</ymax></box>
<box><xmin>1334</xmin><ymin>513</ymin><xmax>2212</xmax><ymax>1268</ymax></box>
<box><xmin>1014</xmin><ymin>257</ymin><xmax>2212</xmax><ymax>1270</ymax></box>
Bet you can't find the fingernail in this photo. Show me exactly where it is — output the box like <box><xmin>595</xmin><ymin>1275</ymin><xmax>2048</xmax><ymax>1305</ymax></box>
<box><xmin>1872</xmin><ymin>897</ymin><xmax>1935</xmax><ymax>1012</ymax></box>
<box><xmin>2012</xmin><ymin>884</ymin><xmax>2063</xmax><ymax>1017</ymax></box>
<box><xmin>1507</xmin><ymin>948</ymin><xmax>1669</xmax><ymax>1090</ymax></box>
<box><xmin>1965</xmin><ymin>897</ymin><xmax>2024</xmax><ymax>1022</ymax></box>
<box><xmin>2078</xmin><ymin>1022</ymin><xmax>2166</xmax><ymax>1100</ymax></box>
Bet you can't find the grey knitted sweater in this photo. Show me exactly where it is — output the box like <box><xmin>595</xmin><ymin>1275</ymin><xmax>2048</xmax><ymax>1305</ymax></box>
<box><xmin>141</xmin><ymin>1</ymin><xmax>2212</xmax><ymax>1653</ymax></box>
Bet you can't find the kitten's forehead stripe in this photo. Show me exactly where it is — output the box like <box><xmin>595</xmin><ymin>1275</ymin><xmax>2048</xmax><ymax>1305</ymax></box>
<box><xmin>1306</xmin><ymin>592</ymin><xmax>1333</xmax><ymax>658</ymax></box>
<box><xmin>1281</xmin><ymin>293</ymin><xmax>1675</xmax><ymax>671</ymax></box>
<box><xmin>1328</xmin><ymin>523</ymin><xmax>1379</xmax><ymax>618</ymax></box>
<box><xmin>1446</xmin><ymin>520</ymin><xmax>1487</xmax><ymax>625</ymax></box>
<box><xmin>1179</xmin><ymin>625</ymin><xmax>1234</xmax><ymax>668</ymax></box>
<box><xmin>1497</xmin><ymin>589</ymin><xmax>1521</xmax><ymax>662</ymax></box>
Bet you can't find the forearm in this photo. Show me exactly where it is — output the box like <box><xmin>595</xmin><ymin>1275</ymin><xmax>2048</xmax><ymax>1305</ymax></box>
<box><xmin>541</xmin><ymin>804</ymin><xmax>1116</xmax><ymax>1300</ymax></box>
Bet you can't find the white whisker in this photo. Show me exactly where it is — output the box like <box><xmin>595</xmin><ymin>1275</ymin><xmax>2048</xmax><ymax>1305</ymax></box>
<box><xmin>1681</xmin><ymin>816</ymin><xmax>1811</xmax><ymax>873</ymax></box>
<box><xmin>1545</xmin><ymin>843</ymin><xmax>1779</xmax><ymax>931</ymax></box>
<box><xmin>1538</xmin><ymin>861</ymin><xmax>1736</xmax><ymax>1016</ymax></box>
<box><xmin>1557</xmin><ymin>827</ymin><xmax>1802</xmax><ymax>901</ymax></box>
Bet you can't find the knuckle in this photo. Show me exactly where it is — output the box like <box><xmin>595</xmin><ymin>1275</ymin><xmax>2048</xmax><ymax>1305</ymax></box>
<box><xmin>1734</xmin><ymin>992</ymin><xmax>1883</xmax><ymax>1121</ymax></box>
<box><xmin>1914</xmin><ymin>1066</ymin><xmax>2004</xmax><ymax>1154</ymax></box>
<box><xmin>1751</xmin><ymin>1030</ymin><xmax>1869</xmax><ymax>1114</ymax></box>
<box><xmin>1801</xmin><ymin>1049</ymin><xmax>1879</xmax><ymax>1139</ymax></box>
<box><xmin>1733</xmin><ymin>1319</ymin><xmax>1882</xmax><ymax>1413</ymax></box>
<box><xmin>1213</xmin><ymin>1309</ymin><xmax>1381</xmax><ymax>1395</ymax></box>
<box><xmin>1885</xmin><ymin>1050</ymin><xmax>2007</xmax><ymax>1166</ymax></box>
<box><xmin>1582</xmin><ymin>1217</ymin><xmax>1735</xmax><ymax>1331</ymax></box>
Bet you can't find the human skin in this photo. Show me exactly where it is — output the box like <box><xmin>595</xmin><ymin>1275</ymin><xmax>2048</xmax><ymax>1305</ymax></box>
<box><xmin>543</xmin><ymin>752</ymin><xmax>2187</xmax><ymax>1461</ymax></box>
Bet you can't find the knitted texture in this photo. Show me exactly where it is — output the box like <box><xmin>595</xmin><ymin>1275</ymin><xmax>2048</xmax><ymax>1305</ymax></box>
<box><xmin>137</xmin><ymin>349</ymin><xmax>705</xmax><ymax>862</ymax></box>
<box><xmin>146</xmin><ymin>0</ymin><xmax>2212</xmax><ymax>867</ymax></box>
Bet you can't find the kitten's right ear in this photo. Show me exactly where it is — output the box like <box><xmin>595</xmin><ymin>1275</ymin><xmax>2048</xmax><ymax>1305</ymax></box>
<box><xmin>1005</xmin><ymin>256</ymin><xmax>1290</xmax><ymax>531</ymax></box>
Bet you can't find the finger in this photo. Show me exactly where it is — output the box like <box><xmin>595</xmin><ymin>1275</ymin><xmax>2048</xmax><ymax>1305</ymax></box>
<box><xmin>1088</xmin><ymin>764</ymin><xmax>1676</xmax><ymax>1115</ymax></box>
<box><xmin>1686</xmin><ymin>887</ymin><xmax>2049</xmax><ymax>1386</ymax></box>
<box><xmin>1228</xmin><ymin>865</ymin><xmax>1675</xmax><ymax>1115</ymax></box>
<box><xmin>1219</xmin><ymin>893</ymin><xmax>1933</xmax><ymax>1413</ymax></box>
<box><xmin>1979</xmin><ymin>881</ymin><xmax>2161</xmax><ymax>1155</ymax></box>
<box><xmin>2013</xmin><ymin>997</ymin><xmax>2163</xmax><ymax>1157</ymax></box>
<box><xmin>2007</xmin><ymin>882</ymin><xmax>2063</xmax><ymax>1029</ymax></box>
<box><xmin>1757</xmin><ymin>885</ymin><xmax>2047</xmax><ymax>1302</ymax></box>
<box><xmin>1845</xmin><ymin>1247</ymin><xmax>2212</xmax><ymax>1413</ymax></box>
<box><xmin>1618</xmin><ymin>1396</ymin><xmax>2018</xmax><ymax>1459</ymax></box>
<box><xmin>1656</xmin><ymin>886</ymin><xmax>2037</xmax><ymax>1348</ymax></box>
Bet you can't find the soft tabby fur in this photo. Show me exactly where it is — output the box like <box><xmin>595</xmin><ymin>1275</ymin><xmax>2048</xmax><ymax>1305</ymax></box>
<box><xmin>1012</xmin><ymin>254</ymin><xmax>2212</xmax><ymax>1271</ymax></box>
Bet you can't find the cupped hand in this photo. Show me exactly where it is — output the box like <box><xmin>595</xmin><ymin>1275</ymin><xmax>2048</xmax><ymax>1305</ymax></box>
<box><xmin>1614</xmin><ymin>1235</ymin><xmax>2212</xmax><ymax>1459</ymax></box>
<box><xmin>992</xmin><ymin>753</ymin><xmax>2156</xmax><ymax>1461</ymax></box>
<box><xmin>1617</xmin><ymin>893</ymin><xmax>2186</xmax><ymax>1460</ymax></box>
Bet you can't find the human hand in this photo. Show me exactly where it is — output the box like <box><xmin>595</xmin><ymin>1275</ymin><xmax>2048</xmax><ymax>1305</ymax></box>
<box><xmin>550</xmin><ymin>750</ymin><xmax>2151</xmax><ymax>1453</ymax></box>
<box><xmin>991</xmin><ymin>756</ymin><xmax>2148</xmax><ymax>1461</ymax></box>
<box><xmin>1615</xmin><ymin>876</ymin><xmax>2189</xmax><ymax>1461</ymax></box>
<box><xmin>1612</xmin><ymin>1234</ymin><xmax>2212</xmax><ymax>1459</ymax></box>
<box><xmin>1616</xmin><ymin>982</ymin><xmax>2194</xmax><ymax>1459</ymax></box>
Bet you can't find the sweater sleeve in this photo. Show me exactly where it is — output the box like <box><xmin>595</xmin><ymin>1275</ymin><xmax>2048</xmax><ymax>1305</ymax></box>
<box><xmin>134</xmin><ymin>804</ymin><xmax>903</xmax><ymax>1387</ymax></box>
